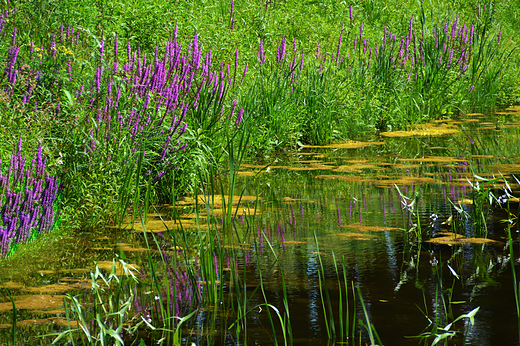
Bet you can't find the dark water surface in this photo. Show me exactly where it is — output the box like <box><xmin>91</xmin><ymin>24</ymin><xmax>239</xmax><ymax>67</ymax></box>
<box><xmin>2</xmin><ymin>110</ymin><xmax>520</xmax><ymax>345</ymax></box>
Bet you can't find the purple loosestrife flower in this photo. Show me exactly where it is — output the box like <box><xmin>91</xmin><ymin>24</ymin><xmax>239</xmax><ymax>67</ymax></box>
<box><xmin>66</xmin><ymin>58</ymin><xmax>72</xmax><ymax>78</ymax></box>
<box><xmin>230</xmin><ymin>99</ymin><xmax>237</xmax><ymax>119</ymax></box>
<box><xmin>95</xmin><ymin>65</ymin><xmax>103</xmax><ymax>93</ymax></box>
<box><xmin>241</xmin><ymin>64</ymin><xmax>248</xmax><ymax>82</ymax></box>
<box><xmin>236</xmin><ymin>107</ymin><xmax>244</xmax><ymax>124</ymax></box>
<box><xmin>203</xmin><ymin>49</ymin><xmax>212</xmax><ymax>76</ymax></box>
<box><xmin>127</xmin><ymin>41</ymin><xmax>131</xmax><ymax>61</ymax></box>
<box><xmin>498</xmin><ymin>31</ymin><xmax>501</xmax><ymax>43</ymax></box>
<box><xmin>408</xmin><ymin>16</ymin><xmax>413</xmax><ymax>41</ymax></box>
<box><xmin>51</xmin><ymin>33</ymin><xmax>56</xmax><ymax>59</ymax></box>
<box><xmin>451</xmin><ymin>14</ymin><xmax>458</xmax><ymax>40</ymax></box>
<box><xmin>114</xmin><ymin>33</ymin><xmax>118</xmax><ymax>58</ymax></box>
<box><xmin>234</xmin><ymin>48</ymin><xmax>239</xmax><ymax>74</ymax></box>
<box><xmin>230</xmin><ymin>0</ymin><xmax>235</xmax><ymax>29</ymax></box>
<box><xmin>349</xmin><ymin>5</ymin><xmax>353</xmax><ymax>21</ymax></box>
<box><xmin>258</xmin><ymin>39</ymin><xmax>265</xmax><ymax>64</ymax></box>
<box><xmin>276</xmin><ymin>35</ymin><xmax>286</xmax><ymax>64</ymax></box>
<box><xmin>336</xmin><ymin>26</ymin><xmax>343</xmax><ymax>63</ymax></box>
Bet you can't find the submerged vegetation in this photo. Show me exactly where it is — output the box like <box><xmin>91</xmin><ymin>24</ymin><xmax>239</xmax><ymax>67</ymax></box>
<box><xmin>1</xmin><ymin>0</ymin><xmax>520</xmax><ymax>344</ymax></box>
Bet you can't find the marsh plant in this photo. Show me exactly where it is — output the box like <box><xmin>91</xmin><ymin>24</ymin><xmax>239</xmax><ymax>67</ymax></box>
<box><xmin>0</xmin><ymin>139</ymin><xmax>61</xmax><ymax>257</ymax></box>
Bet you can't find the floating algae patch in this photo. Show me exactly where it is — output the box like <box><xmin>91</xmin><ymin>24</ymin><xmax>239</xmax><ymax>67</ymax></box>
<box><xmin>238</xmin><ymin>171</ymin><xmax>264</xmax><ymax>177</ymax></box>
<box><xmin>304</xmin><ymin>141</ymin><xmax>385</xmax><ymax>149</ymax></box>
<box><xmin>37</xmin><ymin>270</ymin><xmax>55</xmax><ymax>275</ymax></box>
<box><xmin>334</xmin><ymin>163</ymin><xmax>384</xmax><ymax>173</ymax></box>
<box><xmin>3</xmin><ymin>282</ymin><xmax>23</xmax><ymax>289</ymax></box>
<box><xmin>0</xmin><ymin>295</ymin><xmax>64</xmax><ymax>312</ymax></box>
<box><xmin>290</xmin><ymin>151</ymin><xmax>323</xmax><ymax>156</ymax></box>
<box><xmin>282</xmin><ymin>197</ymin><xmax>317</xmax><ymax>203</ymax></box>
<box><xmin>380</xmin><ymin>124</ymin><xmax>460</xmax><ymax>137</ymax></box>
<box><xmin>282</xmin><ymin>240</ymin><xmax>308</xmax><ymax>244</ymax></box>
<box><xmin>397</xmin><ymin>156</ymin><xmax>466</xmax><ymax>163</ymax></box>
<box><xmin>95</xmin><ymin>260</ymin><xmax>140</xmax><ymax>276</ymax></box>
<box><xmin>273</xmin><ymin>164</ymin><xmax>332</xmax><ymax>171</ymax></box>
<box><xmin>172</xmin><ymin>195</ymin><xmax>259</xmax><ymax>207</ymax></box>
<box><xmin>132</xmin><ymin>219</ymin><xmax>182</xmax><ymax>232</ymax></box>
<box><xmin>477</xmin><ymin>125</ymin><xmax>498</xmax><ymax>130</ymax></box>
<box><xmin>425</xmin><ymin>232</ymin><xmax>503</xmax><ymax>245</ymax></box>
<box><xmin>472</xmin><ymin>155</ymin><xmax>494</xmax><ymax>159</ymax></box>
<box><xmin>341</xmin><ymin>224</ymin><xmax>399</xmax><ymax>232</ymax></box>
<box><xmin>23</xmin><ymin>282</ymin><xmax>89</xmax><ymax>294</ymax></box>
<box><xmin>315</xmin><ymin>175</ymin><xmax>371</xmax><ymax>183</ymax></box>
<box><xmin>486</xmin><ymin>164</ymin><xmax>520</xmax><ymax>174</ymax></box>
<box><xmin>115</xmin><ymin>244</ymin><xmax>149</xmax><ymax>252</ymax></box>
<box><xmin>495</xmin><ymin>111</ymin><xmax>520</xmax><ymax>115</ymax></box>
<box><xmin>377</xmin><ymin>176</ymin><xmax>438</xmax><ymax>186</ymax></box>
<box><xmin>0</xmin><ymin>317</ymin><xmax>78</xmax><ymax>329</ymax></box>
<box><xmin>293</xmin><ymin>159</ymin><xmax>324</xmax><ymax>164</ymax></box>
<box><xmin>337</xmin><ymin>232</ymin><xmax>380</xmax><ymax>241</ymax></box>
<box><xmin>18</xmin><ymin>317</ymin><xmax>78</xmax><ymax>328</ymax></box>
<box><xmin>333</xmin><ymin>165</ymin><xmax>362</xmax><ymax>173</ymax></box>
<box><xmin>240</xmin><ymin>163</ymin><xmax>269</xmax><ymax>169</ymax></box>
<box><xmin>387</xmin><ymin>163</ymin><xmax>422</xmax><ymax>170</ymax></box>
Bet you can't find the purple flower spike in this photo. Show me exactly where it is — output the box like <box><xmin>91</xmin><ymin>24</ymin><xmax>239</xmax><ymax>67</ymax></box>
<box><xmin>234</xmin><ymin>48</ymin><xmax>239</xmax><ymax>73</ymax></box>
<box><xmin>277</xmin><ymin>35</ymin><xmax>286</xmax><ymax>64</ymax></box>
<box><xmin>336</xmin><ymin>26</ymin><xmax>343</xmax><ymax>63</ymax></box>
<box><xmin>114</xmin><ymin>34</ymin><xmax>118</xmax><ymax>58</ymax></box>
<box><xmin>258</xmin><ymin>39</ymin><xmax>265</xmax><ymax>64</ymax></box>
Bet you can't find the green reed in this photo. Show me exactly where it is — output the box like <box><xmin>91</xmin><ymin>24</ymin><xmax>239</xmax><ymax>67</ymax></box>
<box><xmin>0</xmin><ymin>279</ymin><xmax>16</xmax><ymax>346</ymax></box>
<box><xmin>50</xmin><ymin>260</ymin><xmax>140</xmax><ymax>345</ymax></box>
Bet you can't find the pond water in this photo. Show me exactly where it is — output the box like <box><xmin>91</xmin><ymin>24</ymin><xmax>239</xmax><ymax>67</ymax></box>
<box><xmin>2</xmin><ymin>108</ymin><xmax>520</xmax><ymax>345</ymax></box>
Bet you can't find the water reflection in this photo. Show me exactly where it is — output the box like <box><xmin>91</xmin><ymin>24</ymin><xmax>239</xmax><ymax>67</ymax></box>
<box><xmin>2</xmin><ymin>113</ymin><xmax>520</xmax><ymax>345</ymax></box>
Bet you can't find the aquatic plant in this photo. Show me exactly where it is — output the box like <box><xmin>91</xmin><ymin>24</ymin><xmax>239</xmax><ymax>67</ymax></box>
<box><xmin>50</xmin><ymin>260</ymin><xmax>142</xmax><ymax>345</ymax></box>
